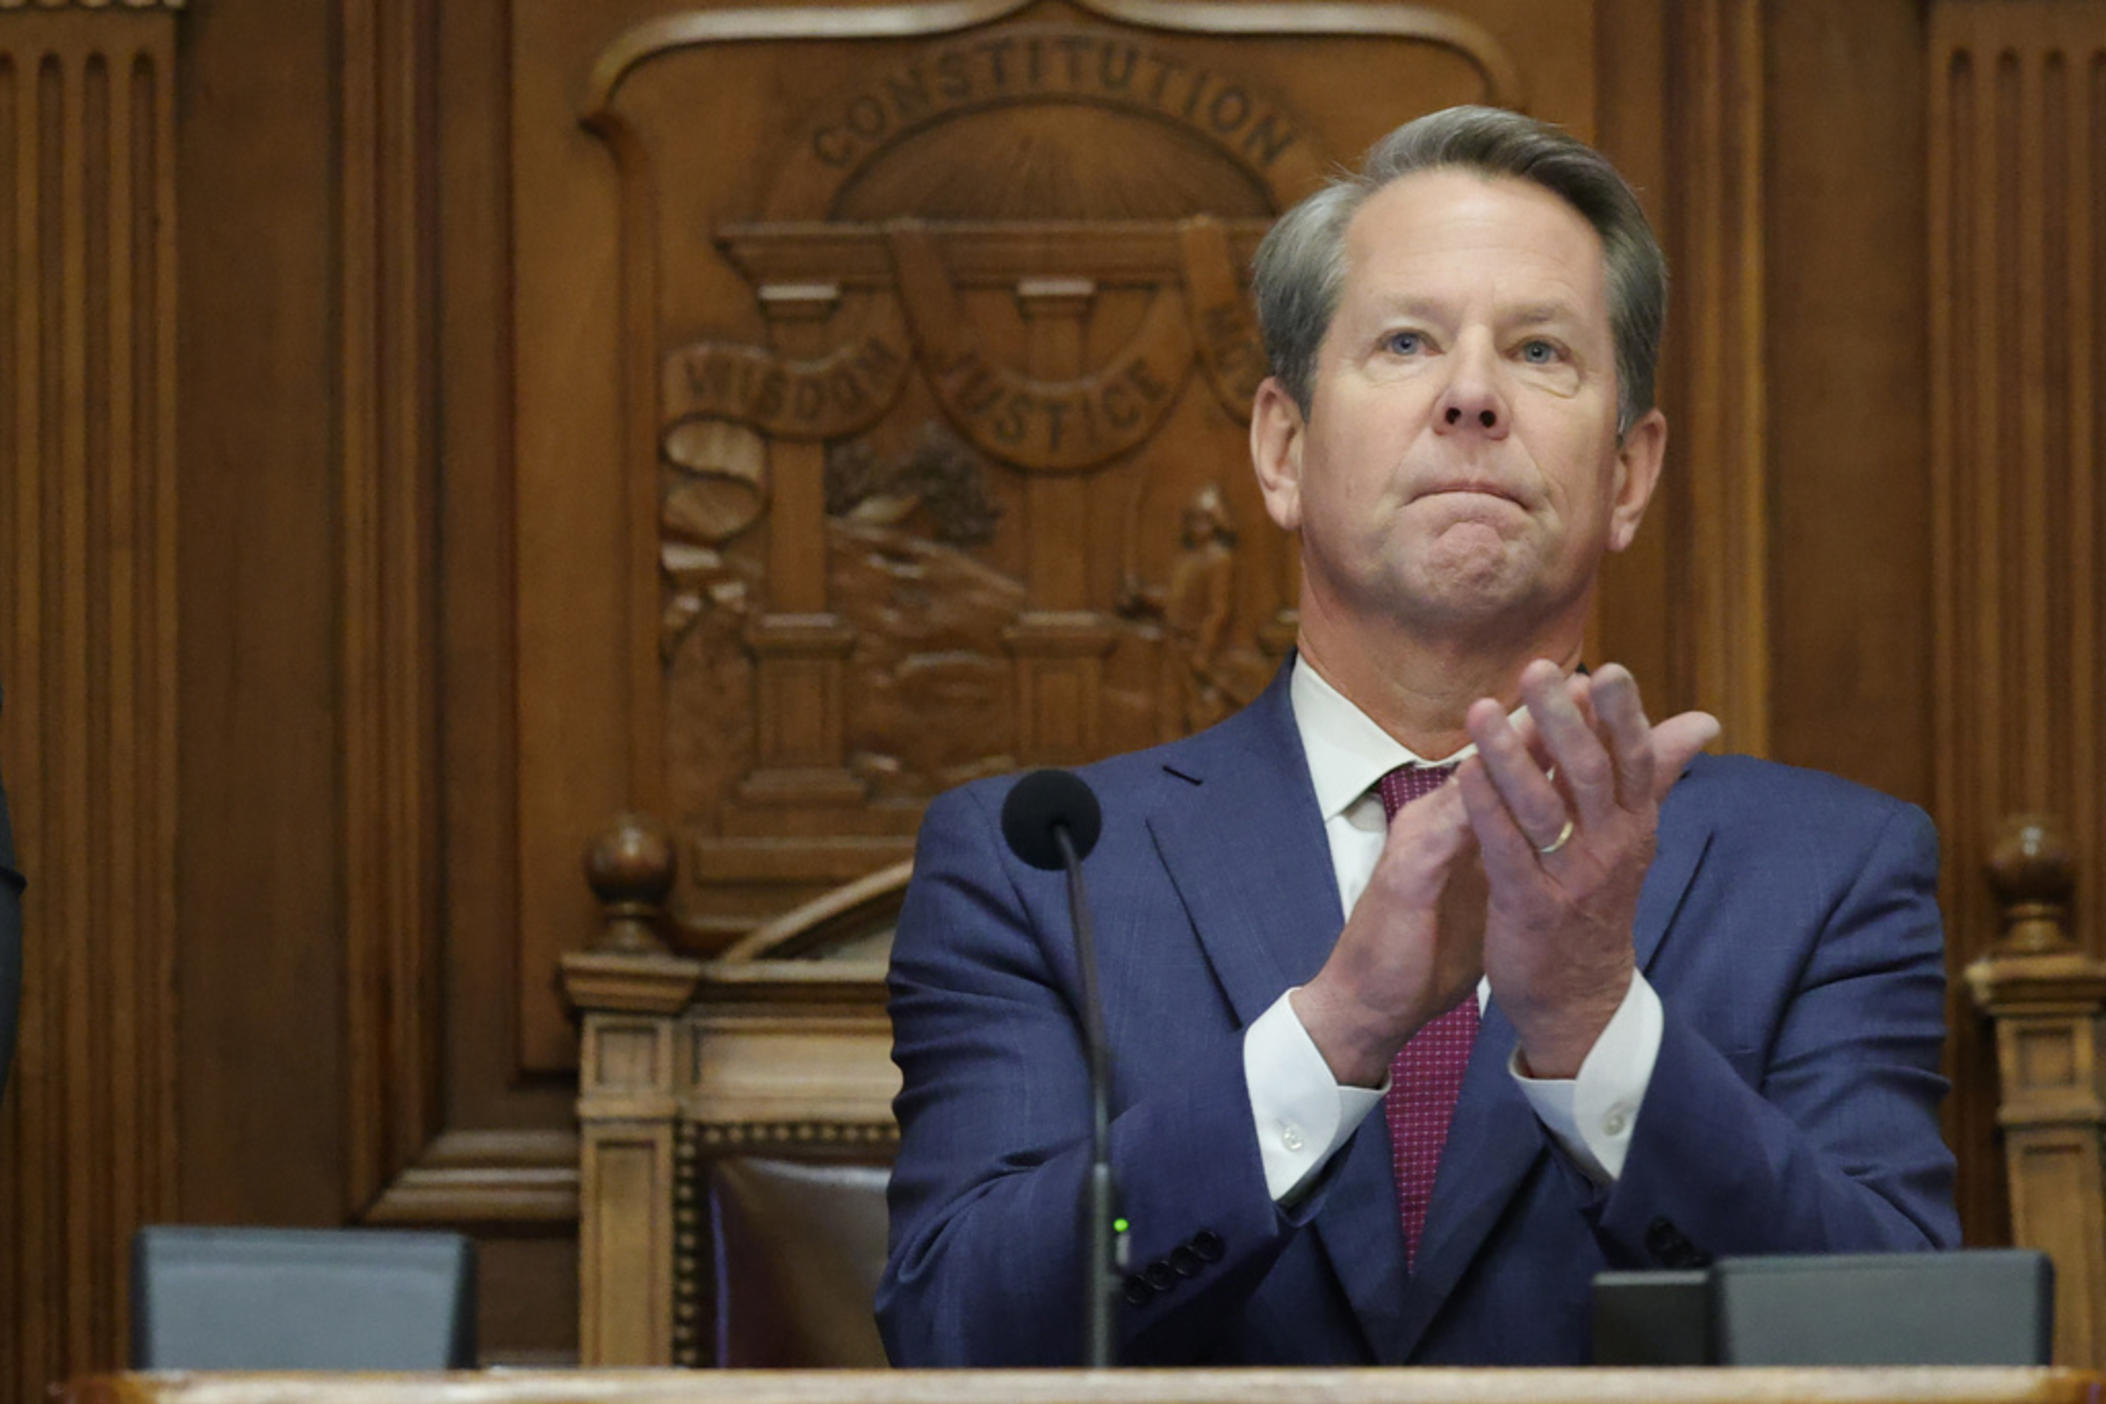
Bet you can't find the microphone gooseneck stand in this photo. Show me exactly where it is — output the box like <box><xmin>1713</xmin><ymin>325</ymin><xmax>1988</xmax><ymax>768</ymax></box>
<box><xmin>1000</xmin><ymin>768</ymin><xmax>1124</xmax><ymax>1367</ymax></box>
<box><xmin>1056</xmin><ymin>818</ymin><xmax>1119</xmax><ymax>1369</ymax></box>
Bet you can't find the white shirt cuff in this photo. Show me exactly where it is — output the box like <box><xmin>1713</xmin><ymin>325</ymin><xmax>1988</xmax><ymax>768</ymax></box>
<box><xmin>1509</xmin><ymin>972</ymin><xmax>1663</xmax><ymax>1185</ymax></box>
<box><xmin>1244</xmin><ymin>990</ymin><xmax>1386</xmax><ymax>1202</ymax></box>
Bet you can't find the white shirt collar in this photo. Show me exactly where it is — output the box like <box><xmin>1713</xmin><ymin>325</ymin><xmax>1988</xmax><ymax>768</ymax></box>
<box><xmin>1289</xmin><ymin>655</ymin><xmax>1479</xmax><ymax>822</ymax></box>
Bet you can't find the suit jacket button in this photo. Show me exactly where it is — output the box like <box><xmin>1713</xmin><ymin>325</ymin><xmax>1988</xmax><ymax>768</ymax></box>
<box><xmin>1122</xmin><ymin>1274</ymin><xmax>1154</xmax><ymax>1307</ymax></box>
<box><xmin>1645</xmin><ymin>1216</ymin><xmax>1699</xmax><ymax>1265</ymax></box>
<box><xmin>1144</xmin><ymin>1260</ymin><xmax>1177</xmax><ymax>1291</ymax></box>
<box><xmin>1190</xmin><ymin>1230</ymin><xmax>1225</xmax><ymax>1262</ymax></box>
<box><xmin>1169</xmin><ymin>1245</ymin><xmax>1202</xmax><ymax>1278</ymax></box>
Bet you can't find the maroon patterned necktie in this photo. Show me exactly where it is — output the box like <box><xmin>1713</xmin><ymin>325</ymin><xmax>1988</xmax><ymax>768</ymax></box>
<box><xmin>1375</xmin><ymin>762</ymin><xmax>1478</xmax><ymax>1271</ymax></box>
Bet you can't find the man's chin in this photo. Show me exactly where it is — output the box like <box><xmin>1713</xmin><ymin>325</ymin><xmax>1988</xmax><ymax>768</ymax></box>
<box><xmin>1383</xmin><ymin>555</ymin><xmax>1557</xmax><ymax>636</ymax></box>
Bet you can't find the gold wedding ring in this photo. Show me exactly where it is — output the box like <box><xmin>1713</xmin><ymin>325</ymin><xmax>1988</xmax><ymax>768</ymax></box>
<box><xmin>1537</xmin><ymin>818</ymin><xmax>1575</xmax><ymax>856</ymax></box>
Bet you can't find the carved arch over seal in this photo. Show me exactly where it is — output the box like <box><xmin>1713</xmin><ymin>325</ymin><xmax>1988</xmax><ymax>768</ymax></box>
<box><xmin>762</xmin><ymin>23</ymin><xmax>1327</xmax><ymax>218</ymax></box>
<box><xmin>581</xmin><ymin>1</ymin><xmax>1526</xmax><ymax>126</ymax></box>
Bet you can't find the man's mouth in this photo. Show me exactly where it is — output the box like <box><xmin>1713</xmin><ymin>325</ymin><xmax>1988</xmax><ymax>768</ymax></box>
<box><xmin>1415</xmin><ymin>480</ymin><xmax>1525</xmax><ymax>507</ymax></box>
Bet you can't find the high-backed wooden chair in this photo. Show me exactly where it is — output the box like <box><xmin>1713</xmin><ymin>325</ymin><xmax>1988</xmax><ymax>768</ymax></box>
<box><xmin>562</xmin><ymin>816</ymin><xmax>907</xmax><ymax>1367</ymax></box>
<box><xmin>1967</xmin><ymin>814</ymin><xmax>2106</xmax><ymax>1369</ymax></box>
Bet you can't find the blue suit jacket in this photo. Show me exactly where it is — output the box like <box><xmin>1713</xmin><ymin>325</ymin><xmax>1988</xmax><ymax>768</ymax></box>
<box><xmin>877</xmin><ymin>665</ymin><xmax>1959</xmax><ymax>1366</ymax></box>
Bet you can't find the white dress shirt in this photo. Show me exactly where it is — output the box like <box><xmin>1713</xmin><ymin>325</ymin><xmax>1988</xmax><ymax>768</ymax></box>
<box><xmin>1242</xmin><ymin>656</ymin><xmax>1663</xmax><ymax>1202</ymax></box>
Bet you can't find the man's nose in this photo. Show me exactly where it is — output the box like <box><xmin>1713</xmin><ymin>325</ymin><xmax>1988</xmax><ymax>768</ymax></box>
<box><xmin>1432</xmin><ymin>343</ymin><xmax>1511</xmax><ymax>439</ymax></box>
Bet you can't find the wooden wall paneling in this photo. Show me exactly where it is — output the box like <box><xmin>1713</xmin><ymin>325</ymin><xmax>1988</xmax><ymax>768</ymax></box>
<box><xmin>0</xmin><ymin>8</ymin><xmax>179</xmax><ymax>1397</ymax></box>
<box><xmin>1667</xmin><ymin>0</ymin><xmax>1769</xmax><ymax>756</ymax></box>
<box><xmin>338</xmin><ymin>0</ymin><xmax>444</xmax><ymax>1219</ymax></box>
<box><xmin>177</xmin><ymin>0</ymin><xmax>347</xmax><ymax>1237</ymax></box>
<box><xmin>1760</xmin><ymin>0</ymin><xmax>1934</xmax><ymax>806</ymax></box>
<box><xmin>0</xmin><ymin>5</ymin><xmax>180</xmax><ymax>1397</ymax></box>
<box><xmin>1930</xmin><ymin>0</ymin><xmax>2106</xmax><ymax>1247</ymax></box>
<box><xmin>1593</xmin><ymin>0</ymin><xmax>1772</xmax><ymax>756</ymax></box>
<box><xmin>509</xmin><ymin>0</ymin><xmax>632</xmax><ymax>1075</ymax></box>
<box><xmin>1587</xmin><ymin>0</ymin><xmax>1672</xmax><ymax>707</ymax></box>
<box><xmin>1759</xmin><ymin>0</ymin><xmax>1956</xmax><ymax>1223</ymax></box>
<box><xmin>357</xmin><ymin>0</ymin><xmax>584</xmax><ymax>1358</ymax></box>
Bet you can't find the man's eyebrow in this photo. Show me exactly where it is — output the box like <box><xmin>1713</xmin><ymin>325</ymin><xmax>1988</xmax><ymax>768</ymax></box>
<box><xmin>1367</xmin><ymin>294</ymin><xmax>1450</xmax><ymax>320</ymax></box>
<box><xmin>1363</xmin><ymin>296</ymin><xmax>1585</xmax><ymax>326</ymax></box>
<box><xmin>1507</xmin><ymin>302</ymin><xmax>1581</xmax><ymax>326</ymax></box>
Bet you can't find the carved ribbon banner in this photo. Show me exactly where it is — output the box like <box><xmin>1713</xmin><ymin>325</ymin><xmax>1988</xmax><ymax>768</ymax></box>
<box><xmin>660</xmin><ymin>296</ymin><xmax>910</xmax><ymax>442</ymax></box>
<box><xmin>888</xmin><ymin>224</ymin><xmax>1190</xmax><ymax>472</ymax></box>
<box><xmin>1179</xmin><ymin>215</ymin><xmax>1266</xmax><ymax>420</ymax></box>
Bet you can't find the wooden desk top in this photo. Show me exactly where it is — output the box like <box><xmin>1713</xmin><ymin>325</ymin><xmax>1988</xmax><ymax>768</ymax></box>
<box><xmin>57</xmin><ymin>1369</ymin><xmax>2106</xmax><ymax>1404</ymax></box>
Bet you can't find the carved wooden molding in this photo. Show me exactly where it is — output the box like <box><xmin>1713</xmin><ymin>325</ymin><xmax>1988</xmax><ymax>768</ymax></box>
<box><xmin>578</xmin><ymin>1120</ymin><xmax>679</xmax><ymax>1365</ymax></box>
<box><xmin>693</xmin><ymin>1121</ymin><xmax>897</xmax><ymax>1149</ymax></box>
<box><xmin>1968</xmin><ymin>813</ymin><xmax>2106</xmax><ymax>1365</ymax></box>
<box><xmin>718</xmin><ymin>857</ymin><xmax>909</xmax><ymax>960</ymax></box>
<box><xmin>0</xmin><ymin>1</ymin><xmax>184</xmax><ymax>11</ymax></box>
<box><xmin>583</xmin><ymin>2</ymin><xmax>1523</xmax><ymax>121</ymax></box>
<box><xmin>339</xmin><ymin>0</ymin><xmax>444</xmax><ymax>1219</ymax></box>
<box><xmin>564</xmin><ymin>950</ymin><xmax>708</xmax><ymax>1017</ymax></box>
<box><xmin>672</xmin><ymin>1122</ymin><xmax>703</xmax><ymax>1368</ymax></box>
<box><xmin>362</xmin><ymin>1130</ymin><xmax>582</xmax><ymax>1225</ymax></box>
<box><xmin>0</xmin><ymin>12</ymin><xmax>180</xmax><ymax>1391</ymax></box>
<box><xmin>1666</xmin><ymin>0</ymin><xmax>1767</xmax><ymax>755</ymax></box>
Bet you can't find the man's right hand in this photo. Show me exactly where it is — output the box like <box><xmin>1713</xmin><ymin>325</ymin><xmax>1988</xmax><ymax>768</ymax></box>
<box><xmin>1291</xmin><ymin>780</ymin><xmax>1483</xmax><ymax>1087</ymax></box>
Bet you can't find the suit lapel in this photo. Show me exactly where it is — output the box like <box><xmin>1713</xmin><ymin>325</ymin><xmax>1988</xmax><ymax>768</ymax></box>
<box><xmin>1143</xmin><ymin>667</ymin><xmax>1342</xmax><ymax>1026</ymax></box>
<box><xmin>1311</xmin><ymin>1112</ymin><xmax>1412</xmax><ymax>1362</ymax></box>
<box><xmin>1392</xmin><ymin>999</ymin><xmax>1535</xmax><ymax>1360</ymax></box>
<box><xmin>1635</xmin><ymin>782</ymin><xmax>1712</xmax><ymax>975</ymax></box>
<box><xmin>1144</xmin><ymin>666</ymin><xmax>1407</xmax><ymax>1361</ymax></box>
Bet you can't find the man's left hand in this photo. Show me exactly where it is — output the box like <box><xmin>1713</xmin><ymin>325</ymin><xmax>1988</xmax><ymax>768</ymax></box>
<box><xmin>1455</xmin><ymin>661</ymin><xmax>1717</xmax><ymax>1078</ymax></box>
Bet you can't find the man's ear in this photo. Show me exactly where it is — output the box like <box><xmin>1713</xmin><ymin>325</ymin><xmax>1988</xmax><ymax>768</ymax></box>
<box><xmin>1606</xmin><ymin>407</ymin><xmax>1666</xmax><ymax>553</ymax></box>
<box><xmin>1250</xmin><ymin>376</ymin><xmax>1308</xmax><ymax>533</ymax></box>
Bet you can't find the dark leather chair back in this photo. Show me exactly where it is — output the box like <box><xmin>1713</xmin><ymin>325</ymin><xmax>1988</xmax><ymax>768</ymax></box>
<box><xmin>131</xmin><ymin>1225</ymin><xmax>476</xmax><ymax>1369</ymax></box>
<box><xmin>709</xmin><ymin>1158</ymin><xmax>891</xmax><ymax>1366</ymax></box>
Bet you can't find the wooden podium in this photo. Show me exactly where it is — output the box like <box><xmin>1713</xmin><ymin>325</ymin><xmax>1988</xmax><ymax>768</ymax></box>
<box><xmin>55</xmin><ymin>1369</ymin><xmax>2106</xmax><ymax>1404</ymax></box>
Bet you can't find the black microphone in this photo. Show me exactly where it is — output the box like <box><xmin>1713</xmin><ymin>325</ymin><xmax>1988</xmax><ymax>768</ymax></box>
<box><xmin>1001</xmin><ymin>768</ymin><xmax>1102</xmax><ymax>870</ymax></box>
<box><xmin>1000</xmin><ymin>769</ymin><xmax>1121</xmax><ymax>1368</ymax></box>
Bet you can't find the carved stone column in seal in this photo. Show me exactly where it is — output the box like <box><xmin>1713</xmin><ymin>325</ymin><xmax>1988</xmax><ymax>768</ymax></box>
<box><xmin>1005</xmin><ymin>275</ymin><xmax>1119</xmax><ymax>765</ymax></box>
<box><xmin>738</xmin><ymin>281</ymin><xmax>865</xmax><ymax>810</ymax></box>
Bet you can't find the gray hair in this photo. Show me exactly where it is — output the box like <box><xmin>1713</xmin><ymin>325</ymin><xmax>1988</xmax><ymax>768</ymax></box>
<box><xmin>1252</xmin><ymin>105</ymin><xmax>1666</xmax><ymax>435</ymax></box>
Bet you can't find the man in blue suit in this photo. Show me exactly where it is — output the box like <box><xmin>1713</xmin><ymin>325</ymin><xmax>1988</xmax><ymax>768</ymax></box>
<box><xmin>877</xmin><ymin>106</ymin><xmax>1958</xmax><ymax>1367</ymax></box>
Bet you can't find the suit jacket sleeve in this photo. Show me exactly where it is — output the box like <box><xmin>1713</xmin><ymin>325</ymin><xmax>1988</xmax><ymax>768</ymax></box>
<box><xmin>876</xmin><ymin>781</ymin><xmax>1314</xmax><ymax>1366</ymax></box>
<box><xmin>1595</xmin><ymin>796</ymin><xmax>1959</xmax><ymax>1262</ymax></box>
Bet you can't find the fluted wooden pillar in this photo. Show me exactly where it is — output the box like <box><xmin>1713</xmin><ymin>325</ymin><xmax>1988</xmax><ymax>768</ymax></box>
<box><xmin>0</xmin><ymin>2</ymin><xmax>181</xmax><ymax>1398</ymax></box>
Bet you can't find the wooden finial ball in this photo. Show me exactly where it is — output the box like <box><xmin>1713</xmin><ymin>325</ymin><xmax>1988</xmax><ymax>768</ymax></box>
<box><xmin>1987</xmin><ymin>813</ymin><xmax>2074</xmax><ymax>911</ymax></box>
<box><xmin>584</xmin><ymin>812</ymin><xmax>676</xmax><ymax>910</ymax></box>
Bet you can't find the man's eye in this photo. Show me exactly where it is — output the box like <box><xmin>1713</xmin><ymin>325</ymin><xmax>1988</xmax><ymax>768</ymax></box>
<box><xmin>1383</xmin><ymin>330</ymin><xmax>1424</xmax><ymax>355</ymax></box>
<box><xmin>1520</xmin><ymin>339</ymin><xmax>1560</xmax><ymax>364</ymax></box>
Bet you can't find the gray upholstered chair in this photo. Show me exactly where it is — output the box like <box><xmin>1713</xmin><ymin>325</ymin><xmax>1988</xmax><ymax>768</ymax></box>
<box><xmin>130</xmin><ymin>1225</ymin><xmax>476</xmax><ymax>1369</ymax></box>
